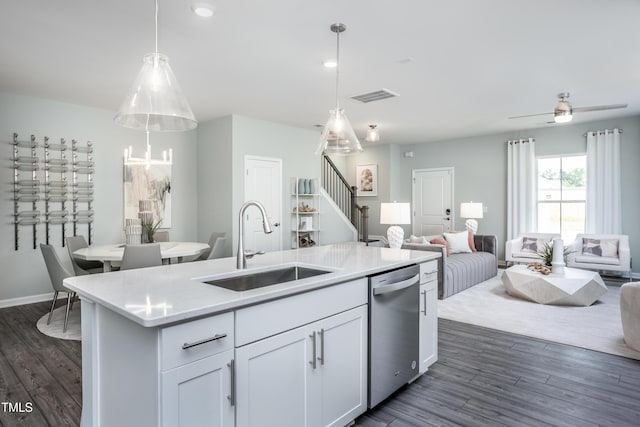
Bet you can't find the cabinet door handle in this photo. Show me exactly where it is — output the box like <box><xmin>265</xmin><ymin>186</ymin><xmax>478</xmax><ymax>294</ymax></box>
<box><xmin>318</xmin><ymin>328</ymin><xmax>325</xmax><ymax>366</ymax></box>
<box><xmin>421</xmin><ymin>290</ymin><xmax>427</xmax><ymax>316</ymax></box>
<box><xmin>309</xmin><ymin>331</ymin><xmax>317</xmax><ymax>369</ymax></box>
<box><xmin>227</xmin><ymin>359</ymin><xmax>235</xmax><ymax>406</ymax></box>
<box><xmin>182</xmin><ymin>333</ymin><xmax>227</xmax><ymax>350</ymax></box>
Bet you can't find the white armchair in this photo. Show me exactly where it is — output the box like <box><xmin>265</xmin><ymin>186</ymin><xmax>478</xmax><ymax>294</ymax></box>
<box><xmin>505</xmin><ymin>233</ymin><xmax>560</xmax><ymax>265</ymax></box>
<box><xmin>567</xmin><ymin>234</ymin><xmax>632</xmax><ymax>280</ymax></box>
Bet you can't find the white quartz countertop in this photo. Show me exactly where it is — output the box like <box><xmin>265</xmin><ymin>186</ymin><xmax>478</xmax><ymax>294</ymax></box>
<box><xmin>64</xmin><ymin>243</ymin><xmax>440</xmax><ymax>327</ymax></box>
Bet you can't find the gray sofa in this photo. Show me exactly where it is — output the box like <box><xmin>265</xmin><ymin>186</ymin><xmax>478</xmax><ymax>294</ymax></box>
<box><xmin>402</xmin><ymin>234</ymin><xmax>498</xmax><ymax>299</ymax></box>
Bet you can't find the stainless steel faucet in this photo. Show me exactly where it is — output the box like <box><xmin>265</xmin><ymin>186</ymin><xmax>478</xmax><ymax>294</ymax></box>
<box><xmin>237</xmin><ymin>200</ymin><xmax>273</xmax><ymax>269</ymax></box>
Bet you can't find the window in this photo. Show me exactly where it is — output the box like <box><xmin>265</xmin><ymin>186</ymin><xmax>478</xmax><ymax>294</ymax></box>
<box><xmin>537</xmin><ymin>155</ymin><xmax>586</xmax><ymax>242</ymax></box>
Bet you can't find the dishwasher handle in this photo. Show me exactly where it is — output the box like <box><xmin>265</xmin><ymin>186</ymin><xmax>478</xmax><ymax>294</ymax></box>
<box><xmin>372</xmin><ymin>274</ymin><xmax>419</xmax><ymax>295</ymax></box>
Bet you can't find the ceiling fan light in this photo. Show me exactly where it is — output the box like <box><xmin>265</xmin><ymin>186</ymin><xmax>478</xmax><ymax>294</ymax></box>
<box><xmin>554</xmin><ymin>109</ymin><xmax>573</xmax><ymax>123</ymax></box>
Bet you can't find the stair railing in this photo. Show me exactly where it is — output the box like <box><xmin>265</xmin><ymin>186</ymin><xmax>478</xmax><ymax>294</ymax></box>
<box><xmin>321</xmin><ymin>154</ymin><xmax>370</xmax><ymax>243</ymax></box>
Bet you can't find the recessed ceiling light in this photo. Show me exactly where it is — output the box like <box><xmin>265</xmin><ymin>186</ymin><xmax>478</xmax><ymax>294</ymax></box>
<box><xmin>191</xmin><ymin>3</ymin><xmax>215</xmax><ymax>18</ymax></box>
<box><xmin>323</xmin><ymin>60</ymin><xmax>337</xmax><ymax>68</ymax></box>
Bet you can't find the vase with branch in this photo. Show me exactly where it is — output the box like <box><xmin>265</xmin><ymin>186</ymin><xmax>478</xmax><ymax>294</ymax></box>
<box><xmin>537</xmin><ymin>241</ymin><xmax>573</xmax><ymax>267</ymax></box>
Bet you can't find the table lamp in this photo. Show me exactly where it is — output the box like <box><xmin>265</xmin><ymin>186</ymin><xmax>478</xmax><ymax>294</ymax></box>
<box><xmin>380</xmin><ymin>202</ymin><xmax>411</xmax><ymax>249</ymax></box>
<box><xmin>460</xmin><ymin>202</ymin><xmax>483</xmax><ymax>234</ymax></box>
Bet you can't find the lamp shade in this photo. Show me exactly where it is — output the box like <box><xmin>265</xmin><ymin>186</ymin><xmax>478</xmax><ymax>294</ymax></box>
<box><xmin>460</xmin><ymin>202</ymin><xmax>483</xmax><ymax>219</ymax></box>
<box><xmin>115</xmin><ymin>53</ymin><xmax>197</xmax><ymax>132</ymax></box>
<box><xmin>380</xmin><ymin>202</ymin><xmax>411</xmax><ymax>225</ymax></box>
<box><xmin>365</xmin><ymin>125</ymin><xmax>380</xmax><ymax>142</ymax></box>
<box><xmin>316</xmin><ymin>109</ymin><xmax>363</xmax><ymax>155</ymax></box>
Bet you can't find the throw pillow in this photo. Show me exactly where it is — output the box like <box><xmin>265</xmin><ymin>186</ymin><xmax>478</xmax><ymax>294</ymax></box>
<box><xmin>408</xmin><ymin>235</ymin><xmax>427</xmax><ymax>244</ymax></box>
<box><xmin>444</xmin><ymin>230</ymin><xmax>472</xmax><ymax>254</ymax></box>
<box><xmin>430</xmin><ymin>237</ymin><xmax>450</xmax><ymax>256</ymax></box>
<box><xmin>521</xmin><ymin>236</ymin><xmax>539</xmax><ymax>253</ymax></box>
<box><xmin>582</xmin><ymin>238</ymin><xmax>618</xmax><ymax>257</ymax></box>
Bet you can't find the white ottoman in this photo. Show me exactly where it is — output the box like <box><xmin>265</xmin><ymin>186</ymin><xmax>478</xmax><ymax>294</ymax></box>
<box><xmin>620</xmin><ymin>282</ymin><xmax>640</xmax><ymax>352</ymax></box>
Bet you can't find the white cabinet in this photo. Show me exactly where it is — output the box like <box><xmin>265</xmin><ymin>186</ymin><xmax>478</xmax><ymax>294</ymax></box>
<box><xmin>419</xmin><ymin>260</ymin><xmax>438</xmax><ymax>373</ymax></box>
<box><xmin>235</xmin><ymin>305</ymin><xmax>368</xmax><ymax>427</ymax></box>
<box><xmin>161</xmin><ymin>349</ymin><xmax>234</xmax><ymax>427</ymax></box>
<box><xmin>291</xmin><ymin>177</ymin><xmax>320</xmax><ymax>248</ymax></box>
<box><xmin>160</xmin><ymin>313</ymin><xmax>236</xmax><ymax>427</ymax></box>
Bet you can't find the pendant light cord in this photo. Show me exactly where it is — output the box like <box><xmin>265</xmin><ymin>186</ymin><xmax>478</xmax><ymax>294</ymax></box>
<box><xmin>335</xmin><ymin>29</ymin><xmax>340</xmax><ymax>110</ymax></box>
<box><xmin>154</xmin><ymin>0</ymin><xmax>159</xmax><ymax>55</ymax></box>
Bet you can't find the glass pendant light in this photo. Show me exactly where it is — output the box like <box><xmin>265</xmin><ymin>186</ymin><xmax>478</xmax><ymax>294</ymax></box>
<box><xmin>114</xmin><ymin>0</ymin><xmax>197</xmax><ymax>132</ymax></box>
<box><xmin>315</xmin><ymin>23</ymin><xmax>362</xmax><ymax>155</ymax></box>
<box><xmin>365</xmin><ymin>124</ymin><xmax>380</xmax><ymax>142</ymax></box>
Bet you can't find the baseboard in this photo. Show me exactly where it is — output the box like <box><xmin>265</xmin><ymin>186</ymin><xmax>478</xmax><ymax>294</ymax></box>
<box><xmin>0</xmin><ymin>292</ymin><xmax>57</xmax><ymax>309</ymax></box>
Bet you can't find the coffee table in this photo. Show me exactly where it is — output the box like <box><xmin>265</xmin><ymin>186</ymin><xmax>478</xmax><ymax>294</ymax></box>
<box><xmin>502</xmin><ymin>265</ymin><xmax>607</xmax><ymax>306</ymax></box>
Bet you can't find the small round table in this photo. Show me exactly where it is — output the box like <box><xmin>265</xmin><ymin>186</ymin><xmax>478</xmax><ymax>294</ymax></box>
<box><xmin>502</xmin><ymin>265</ymin><xmax>607</xmax><ymax>306</ymax></box>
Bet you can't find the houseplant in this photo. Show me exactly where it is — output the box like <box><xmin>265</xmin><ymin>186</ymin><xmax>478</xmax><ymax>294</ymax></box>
<box><xmin>537</xmin><ymin>241</ymin><xmax>573</xmax><ymax>266</ymax></box>
<box><xmin>143</xmin><ymin>220</ymin><xmax>162</xmax><ymax>243</ymax></box>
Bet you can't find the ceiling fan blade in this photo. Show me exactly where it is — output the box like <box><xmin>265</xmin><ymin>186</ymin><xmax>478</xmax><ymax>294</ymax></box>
<box><xmin>573</xmin><ymin>103</ymin><xmax>628</xmax><ymax>113</ymax></box>
<box><xmin>508</xmin><ymin>112</ymin><xmax>551</xmax><ymax>119</ymax></box>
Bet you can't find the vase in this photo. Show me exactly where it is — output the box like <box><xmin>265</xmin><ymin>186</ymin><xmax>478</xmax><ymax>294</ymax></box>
<box><xmin>297</xmin><ymin>179</ymin><xmax>305</xmax><ymax>195</ymax></box>
<box><xmin>551</xmin><ymin>238</ymin><xmax>565</xmax><ymax>274</ymax></box>
<box><xmin>303</xmin><ymin>179</ymin><xmax>310</xmax><ymax>194</ymax></box>
<box><xmin>308</xmin><ymin>179</ymin><xmax>316</xmax><ymax>194</ymax></box>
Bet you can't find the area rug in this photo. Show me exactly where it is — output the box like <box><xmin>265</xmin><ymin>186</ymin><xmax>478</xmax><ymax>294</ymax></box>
<box><xmin>36</xmin><ymin>305</ymin><xmax>81</xmax><ymax>341</ymax></box>
<box><xmin>438</xmin><ymin>272</ymin><xmax>640</xmax><ymax>360</ymax></box>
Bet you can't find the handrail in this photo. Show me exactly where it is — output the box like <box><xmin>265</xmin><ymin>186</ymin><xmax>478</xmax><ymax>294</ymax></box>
<box><xmin>321</xmin><ymin>154</ymin><xmax>370</xmax><ymax>244</ymax></box>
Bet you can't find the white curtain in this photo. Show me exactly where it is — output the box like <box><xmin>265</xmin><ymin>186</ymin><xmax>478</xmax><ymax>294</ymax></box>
<box><xmin>586</xmin><ymin>129</ymin><xmax>621</xmax><ymax>233</ymax></box>
<box><xmin>507</xmin><ymin>138</ymin><xmax>536</xmax><ymax>240</ymax></box>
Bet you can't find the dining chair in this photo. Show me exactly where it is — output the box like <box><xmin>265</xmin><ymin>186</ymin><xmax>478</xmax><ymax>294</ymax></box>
<box><xmin>120</xmin><ymin>244</ymin><xmax>163</xmax><ymax>270</ymax></box>
<box><xmin>153</xmin><ymin>231</ymin><xmax>170</xmax><ymax>242</ymax></box>
<box><xmin>207</xmin><ymin>237</ymin><xmax>227</xmax><ymax>260</ymax></box>
<box><xmin>66</xmin><ymin>235</ymin><xmax>104</xmax><ymax>275</ymax></box>
<box><xmin>199</xmin><ymin>232</ymin><xmax>227</xmax><ymax>260</ymax></box>
<box><xmin>40</xmin><ymin>244</ymin><xmax>76</xmax><ymax>333</ymax></box>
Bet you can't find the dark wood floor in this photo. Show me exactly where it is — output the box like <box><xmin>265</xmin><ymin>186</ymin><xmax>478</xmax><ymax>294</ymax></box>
<box><xmin>2</xmin><ymin>302</ymin><xmax>640</xmax><ymax>426</ymax></box>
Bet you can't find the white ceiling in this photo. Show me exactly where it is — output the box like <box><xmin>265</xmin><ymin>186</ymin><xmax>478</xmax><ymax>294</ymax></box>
<box><xmin>2</xmin><ymin>0</ymin><xmax>639</xmax><ymax>144</ymax></box>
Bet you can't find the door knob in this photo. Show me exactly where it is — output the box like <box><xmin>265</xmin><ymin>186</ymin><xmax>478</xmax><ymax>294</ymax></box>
<box><xmin>443</xmin><ymin>217</ymin><xmax>450</xmax><ymax>221</ymax></box>
<box><xmin>273</xmin><ymin>222</ymin><xmax>280</xmax><ymax>227</ymax></box>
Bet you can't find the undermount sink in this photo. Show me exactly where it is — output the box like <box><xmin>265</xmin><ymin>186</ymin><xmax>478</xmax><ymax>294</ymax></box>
<box><xmin>203</xmin><ymin>266</ymin><xmax>331</xmax><ymax>291</ymax></box>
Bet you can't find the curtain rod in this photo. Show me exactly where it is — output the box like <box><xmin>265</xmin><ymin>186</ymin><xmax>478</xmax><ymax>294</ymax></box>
<box><xmin>583</xmin><ymin>129</ymin><xmax>623</xmax><ymax>137</ymax></box>
<box><xmin>507</xmin><ymin>138</ymin><xmax>535</xmax><ymax>144</ymax></box>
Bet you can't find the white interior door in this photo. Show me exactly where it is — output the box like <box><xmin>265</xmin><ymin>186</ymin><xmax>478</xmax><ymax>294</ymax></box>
<box><xmin>412</xmin><ymin>168</ymin><xmax>454</xmax><ymax>236</ymax></box>
<box><xmin>244</xmin><ymin>156</ymin><xmax>282</xmax><ymax>252</ymax></box>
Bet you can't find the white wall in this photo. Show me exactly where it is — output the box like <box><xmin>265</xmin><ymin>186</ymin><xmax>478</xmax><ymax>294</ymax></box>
<box><xmin>0</xmin><ymin>93</ymin><xmax>198</xmax><ymax>305</ymax></box>
<box><xmin>196</xmin><ymin>116</ymin><xmax>233</xmax><ymax>256</ymax></box>
<box><xmin>229</xmin><ymin>115</ymin><xmax>323</xmax><ymax>251</ymax></box>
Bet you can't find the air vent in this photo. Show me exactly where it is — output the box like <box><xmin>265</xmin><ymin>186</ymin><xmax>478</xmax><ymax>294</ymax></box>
<box><xmin>351</xmin><ymin>89</ymin><xmax>399</xmax><ymax>103</ymax></box>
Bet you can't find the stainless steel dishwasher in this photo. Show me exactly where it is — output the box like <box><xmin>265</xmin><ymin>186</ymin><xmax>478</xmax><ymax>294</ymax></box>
<box><xmin>368</xmin><ymin>264</ymin><xmax>420</xmax><ymax>408</ymax></box>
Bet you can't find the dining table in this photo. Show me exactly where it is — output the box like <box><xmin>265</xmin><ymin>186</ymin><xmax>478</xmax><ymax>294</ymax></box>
<box><xmin>73</xmin><ymin>241</ymin><xmax>210</xmax><ymax>272</ymax></box>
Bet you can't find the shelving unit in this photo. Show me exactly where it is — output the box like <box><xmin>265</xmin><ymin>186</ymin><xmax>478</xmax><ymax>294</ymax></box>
<box><xmin>71</xmin><ymin>140</ymin><xmax>95</xmax><ymax>244</ymax></box>
<box><xmin>9</xmin><ymin>132</ymin><xmax>96</xmax><ymax>250</ymax></box>
<box><xmin>12</xmin><ymin>133</ymin><xmax>40</xmax><ymax>250</ymax></box>
<box><xmin>43</xmin><ymin>137</ymin><xmax>69</xmax><ymax>245</ymax></box>
<box><xmin>290</xmin><ymin>177</ymin><xmax>320</xmax><ymax>249</ymax></box>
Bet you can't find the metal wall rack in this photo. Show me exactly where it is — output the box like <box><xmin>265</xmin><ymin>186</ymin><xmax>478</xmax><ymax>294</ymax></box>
<box><xmin>44</xmin><ymin>137</ymin><xmax>69</xmax><ymax>245</ymax></box>
<box><xmin>71</xmin><ymin>140</ymin><xmax>94</xmax><ymax>244</ymax></box>
<box><xmin>12</xmin><ymin>133</ymin><xmax>40</xmax><ymax>250</ymax></box>
<box><xmin>10</xmin><ymin>133</ymin><xmax>96</xmax><ymax>250</ymax></box>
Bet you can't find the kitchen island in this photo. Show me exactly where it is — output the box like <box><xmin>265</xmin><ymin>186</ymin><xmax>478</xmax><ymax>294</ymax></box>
<box><xmin>65</xmin><ymin>243</ymin><xmax>440</xmax><ymax>427</ymax></box>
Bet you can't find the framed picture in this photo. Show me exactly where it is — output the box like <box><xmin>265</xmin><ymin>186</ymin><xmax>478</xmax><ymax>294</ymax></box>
<box><xmin>356</xmin><ymin>164</ymin><xmax>378</xmax><ymax>197</ymax></box>
<box><xmin>123</xmin><ymin>162</ymin><xmax>172</xmax><ymax>228</ymax></box>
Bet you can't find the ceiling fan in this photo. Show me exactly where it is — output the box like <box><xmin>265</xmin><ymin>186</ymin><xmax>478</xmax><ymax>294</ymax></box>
<box><xmin>508</xmin><ymin>92</ymin><xmax>628</xmax><ymax>124</ymax></box>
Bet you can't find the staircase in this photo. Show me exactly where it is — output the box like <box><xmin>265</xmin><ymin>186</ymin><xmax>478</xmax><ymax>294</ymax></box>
<box><xmin>321</xmin><ymin>154</ymin><xmax>370</xmax><ymax>243</ymax></box>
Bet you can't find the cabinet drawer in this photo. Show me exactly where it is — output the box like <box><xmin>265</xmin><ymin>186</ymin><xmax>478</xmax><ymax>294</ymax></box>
<box><xmin>235</xmin><ymin>278</ymin><xmax>367</xmax><ymax>346</ymax></box>
<box><xmin>420</xmin><ymin>260</ymin><xmax>438</xmax><ymax>284</ymax></box>
<box><xmin>161</xmin><ymin>312</ymin><xmax>234</xmax><ymax>371</ymax></box>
